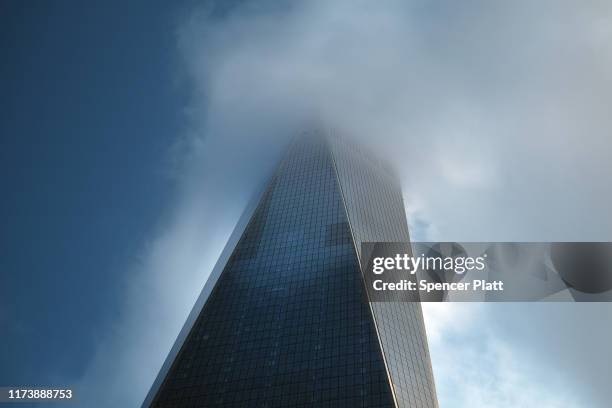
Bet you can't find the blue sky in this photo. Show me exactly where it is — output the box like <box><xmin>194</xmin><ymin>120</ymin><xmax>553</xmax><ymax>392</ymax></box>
<box><xmin>1</xmin><ymin>0</ymin><xmax>182</xmax><ymax>389</ymax></box>
<box><xmin>2</xmin><ymin>1</ymin><xmax>612</xmax><ymax>407</ymax></box>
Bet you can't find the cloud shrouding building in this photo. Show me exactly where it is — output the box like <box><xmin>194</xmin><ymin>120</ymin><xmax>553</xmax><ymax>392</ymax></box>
<box><xmin>144</xmin><ymin>132</ymin><xmax>438</xmax><ymax>407</ymax></box>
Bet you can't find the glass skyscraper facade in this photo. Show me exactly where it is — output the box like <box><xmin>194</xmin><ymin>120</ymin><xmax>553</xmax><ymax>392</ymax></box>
<box><xmin>144</xmin><ymin>133</ymin><xmax>438</xmax><ymax>408</ymax></box>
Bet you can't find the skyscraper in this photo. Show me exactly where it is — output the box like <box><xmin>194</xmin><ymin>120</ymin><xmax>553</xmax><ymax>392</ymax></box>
<box><xmin>144</xmin><ymin>132</ymin><xmax>438</xmax><ymax>407</ymax></box>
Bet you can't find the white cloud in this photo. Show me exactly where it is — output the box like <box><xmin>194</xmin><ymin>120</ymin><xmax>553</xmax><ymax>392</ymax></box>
<box><xmin>76</xmin><ymin>1</ymin><xmax>612</xmax><ymax>406</ymax></box>
<box><xmin>175</xmin><ymin>0</ymin><xmax>612</xmax><ymax>241</ymax></box>
<box><xmin>423</xmin><ymin>303</ymin><xmax>603</xmax><ymax>407</ymax></box>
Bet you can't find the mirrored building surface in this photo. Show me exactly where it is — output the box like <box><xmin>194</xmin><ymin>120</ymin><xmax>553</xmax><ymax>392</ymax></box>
<box><xmin>144</xmin><ymin>132</ymin><xmax>438</xmax><ymax>408</ymax></box>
